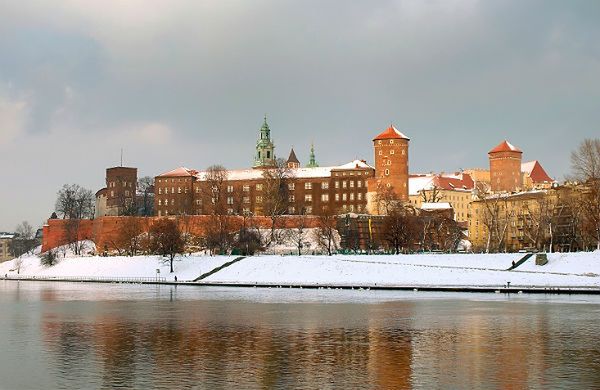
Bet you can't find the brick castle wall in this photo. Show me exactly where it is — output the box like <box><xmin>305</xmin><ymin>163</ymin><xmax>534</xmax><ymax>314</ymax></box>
<box><xmin>41</xmin><ymin>215</ymin><xmax>322</xmax><ymax>253</ymax></box>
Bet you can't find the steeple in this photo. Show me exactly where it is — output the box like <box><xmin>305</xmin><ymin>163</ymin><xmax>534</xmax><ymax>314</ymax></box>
<box><xmin>306</xmin><ymin>143</ymin><xmax>319</xmax><ymax>168</ymax></box>
<box><xmin>287</xmin><ymin>147</ymin><xmax>300</xmax><ymax>168</ymax></box>
<box><xmin>253</xmin><ymin>115</ymin><xmax>276</xmax><ymax>168</ymax></box>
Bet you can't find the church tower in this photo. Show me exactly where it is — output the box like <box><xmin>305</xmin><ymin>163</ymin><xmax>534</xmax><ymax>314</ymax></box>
<box><xmin>253</xmin><ymin>115</ymin><xmax>276</xmax><ymax>168</ymax></box>
<box><xmin>306</xmin><ymin>143</ymin><xmax>319</xmax><ymax>168</ymax></box>
<box><xmin>287</xmin><ymin>148</ymin><xmax>300</xmax><ymax>168</ymax></box>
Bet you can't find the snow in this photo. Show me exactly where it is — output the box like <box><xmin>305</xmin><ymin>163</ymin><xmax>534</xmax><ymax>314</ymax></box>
<box><xmin>2</xmin><ymin>251</ymin><xmax>600</xmax><ymax>289</ymax></box>
<box><xmin>521</xmin><ymin>161</ymin><xmax>537</xmax><ymax>175</ymax></box>
<box><xmin>0</xmin><ymin>253</ymin><xmax>237</xmax><ymax>282</ymax></box>
<box><xmin>203</xmin><ymin>252</ymin><xmax>600</xmax><ymax>288</ymax></box>
<box><xmin>421</xmin><ymin>202</ymin><xmax>452</xmax><ymax>210</ymax></box>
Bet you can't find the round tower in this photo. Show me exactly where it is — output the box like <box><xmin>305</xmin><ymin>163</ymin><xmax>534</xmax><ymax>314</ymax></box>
<box><xmin>489</xmin><ymin>140</ymin><xmax>523</xmax><ymax>192</ymax></box>
<box><xmin>371</xmin><ymin>125</ymin><xmax>410</xmax><ymax>201</ymax></box>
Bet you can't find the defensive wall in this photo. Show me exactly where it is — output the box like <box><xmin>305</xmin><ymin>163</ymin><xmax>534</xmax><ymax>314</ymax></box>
<box><xmin>41</xmin><ymin>215</ymin><xmax>322</xmax><ymax>253</ymax></box>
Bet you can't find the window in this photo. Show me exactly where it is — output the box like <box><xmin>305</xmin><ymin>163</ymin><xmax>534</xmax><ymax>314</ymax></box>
<box><xmin>171</xmin><ymin>199</ymin><xmax>175</xmax><ymax>205</ymax></box>
<box><xmin>227</xmin><ymin>197</ymin><xmax>234</xmax><ymax>205</ymax></box>
<box><xmin>227</xmin><ymin>185</ymin><xmax>234</xmax><ymax>193</ymax></box>
<box><xmin>305</xmin><ymin>182</ymin><xmax>312</xmax><ymax>190</ymax></box>
<box><xmin>125</xmin><ymin>190</ymin><xmax>130</xmax><ymax>196</ymax></box>
<box><xmin>390</xmin><ymin>149</ymin><xmax>395</xmax><ymax>155</ymax></box>
<box><xmin>289</xmin><ymin>195</ymin><xmax>295</xmax><ymax>202</ymax></box>
<box><xmin>243</xmin><ymin>197</ymin><xmax>250</xmax><ymax>204</ymax></box>
<box><xmin>243</xmin><ymin>185</ymin><xmax>250</xmax><ymax>192</ymax></box>
<box><xmin>350</xmin><ymin>181</ymin><xmax>354</xmax><ymax>188</ymax></box>
<box><xmin>196</xmin><ymin>199</ymin><xmax>201</xmax><ymax>205</ymax></box>
<box><xmin>305</xmin><ymin>206</ymin><xmax>312</xmax><ymax>214</ymax></box>
<box><xmin>178</xmin><ymin>187</ymin><xmax>182</xmax><ymax>194</ymax></box>
<box><xmin>350</xmin><ymin>193</ymin><xmax>354</xmax><ymax>201</ymax></box>
<box><xmin>256</xmin><ymin>196</ymin><xmax>262</xmax><ymax>203</ymax></box>
<box><xmin>343</xmin><ymin>181</ymin><xmax>347</xmax><ymax>189</ymax></box>
<box><xmin>379</xmin><ymin>150</ymin><xmax>383</xmax><ymax>155</ymax></box>
<box><xmin>390</xmin><ymin>139</ymin><xmax>394</xmax><ymax>144</ymax></box>
<box><xmin>385</xmin><ymin>169</ymin><xmax>390</xmax><ymax>176</ymax></box>
<box><xmin>335</xmin><ymin>193</ymin><xmax>340</xmax><ymax>201</ymax></box>
<box><xmin>159</xmin><ymin>188</ymin><xmax>162</xmax><ymax>194</ymax></box>
<box><xmin>243</xmin><ymin>207</ymin><xmax>250</xmax><ymax>214</ymax></box>
<box><xmin>288</xmin><ymin>183</ymin><xmax>295</xmax><ymax>190</ymax></box>
<box><xmin>357</xmin><ymin>180</ymin><xmax>362</xmax><ymax>188</ymax></box>
<box><xmin>322</xmin><ymin>182</ymin><xmax>329</xmax><ymax>189</ymax></box>
<box><xmin>335</xmin><ymin>181</ymin><xmax>340</xmax><ymax>189</ymax></box>
<box><xmin>288</xmin><ymin>206</ymin><xmax>295</xmax><ymax>214</ymax></box>
<box><xmin>159</xmin><ymin>199</ymin><xmax>162</xmax><ymax>206</ymax></box>
<box><xmin>342</xmin><ymin>193</ymin><xmax>347</xmax><ymax>201</ymax></box>
<box><xmin>123</xmin><ymin>182</ymin><xmax>126</xmax><ymax>187</ymax></box>
<box><xmin>402</xmin><ymin>149</ymin><xmax>405</xmax><ymax>155</ymax></box>
<box><xmin>110</xmin><ymin>191</ymin><xmax>114</xmax><ymax>197</ymax></box>
<box><xmin>228</xmin><ymin>208</ymin><xmax>234</xmax><ymax>214</ymax></box>
<box><xmin>256</xmin><ymin>184</ymin><xmax>263</xmax><ymax>191</ymax></box>
<box><xmin>358</xmin><ymin>193</ymin><xmax>362</xmax><ymax>200</ymax></box>
<box><xmin>196</xmin><ymin>187</ymin><xmax>200</xmax><ymax>193</ymax></box>
<box><xmin>321</xmin><ymin>194</ymin><xmax>329</xmax><ymax>202</ymax></box>
<box><xmin>172</xmin><ymin>187</ymin><xmax>175</xmax><ymax>194</ymax></box>
<box><xmin>342</xmin><ymin>204</ymin><xmax>347</xmax><ymax>211</ymax></box>
<box><xmin>350</xmin><ymin>205</ymin><xmax>354</xmax><ymax>212</ymax></box>
<box><xmin>305</xmin><ymin>194</ymin><xmax>312</xmax><ymax>202</ymax></box>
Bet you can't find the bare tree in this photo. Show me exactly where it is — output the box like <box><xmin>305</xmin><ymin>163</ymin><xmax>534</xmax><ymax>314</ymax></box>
<box><xmin>474</xmin><ymin>182</ymin><xmax>513</xmax><ymax>253</ymax></box>
<box><xmin>290</xmin><ymin>205</ymin><xmax>309</xmax><ymax>255</ymax></box>
<box><xmin>262</xmin><ymin>158</ymin><xmax>294</xmax><ymax>245</ymax></box>
<box><xmin>570</xmin><ymin>138</ymin><xmax>600</xmax><ymax>182</ymax></box>
<box><xmin>313</xmin><ymin>206</ymin><xmax>339</xmax><ymax>255</ymax></box>
<box><xmin>420</xmin><ymin>184</ymin><xmax>444</xmax><ymax>203</ymax></box>
<box><xmin>10</xmin><ymin>221</ymin><xmax>38</xmax><ymax>257</ymax></box>
<box><xmin>382</xmin><ymin>204</ymin><xmax>418</xmax><ymax>254</ymax></box>
<box><xmin>149</xmin><ymin>219</ymin><xmax>184</xmax><ymax>273</ymax></box>
<box><xmin>55</xmin><ymin>184</ymin><xmax>94</xmax><ymax>219</ymax></box>
<box><xmin>110</xmin><ymin>218</ymin><xmax>143</xmax><ymax>256</ymax></box>
<box><xmin>374</xmin><ymin>184</ymin><xmax>402</xmax><ymax>215</ymax></box>
<box><xmin>137</xmin><ymin>176</ymin><xmax>155</xmax><ymax>216</ymax></box>
<box><xmin>570</xmin><ymin>139</ymin><xmax>600</xmax><ymax>250</ymax></box>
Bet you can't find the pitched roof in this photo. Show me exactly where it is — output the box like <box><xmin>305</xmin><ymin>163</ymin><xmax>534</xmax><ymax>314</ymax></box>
<box><xmin>334</xmin><ymin>159</ymin><xmax>374</xmax><ymax>170</ymax></box>
<box><xmin>157</xmin><ymin>167</ymin><xmax>198</xmax><ymax>177</ymax></box>
<box><xmin>373</xmin><ymin>125</ymin><xmax>410</xmax><ymax>141</ymax></box>
<box><xmin>522</xmin><ymin>160</ymin><xmax>553</xmax><ymax>183</ymax></box>
<box><xmin>489</xmin><ymin>140</ymin><xmax>522</xmax><ymax>154</ymax></box>
<box><xmin>287</xmin><ymin>148</ymin><xmax>300</xmax><ymax>164</ymax></box>
<box><xmin>409</xmin><ymin>173</ymin><xmax>475</xmax><ymax>195</ymax></box>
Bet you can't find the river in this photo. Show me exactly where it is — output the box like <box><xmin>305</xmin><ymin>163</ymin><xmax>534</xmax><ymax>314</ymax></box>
<box><xmin>0</xmin><ymin>281</ymin><xmax>599</xmax><ymax>389</ymax></box>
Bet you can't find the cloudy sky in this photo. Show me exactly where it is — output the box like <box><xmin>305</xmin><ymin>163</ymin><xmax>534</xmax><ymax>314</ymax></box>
<box><xmin>0</xmin><ymin>0</ymin><xmax>599</xmax><ymax>231</ymax></box>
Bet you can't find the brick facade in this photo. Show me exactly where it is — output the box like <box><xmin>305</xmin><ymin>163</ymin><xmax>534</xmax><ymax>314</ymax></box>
<box><xmin>489</xmin><ymin>140</ymin><xmax>523</xmax><ymax>193</ymax></box>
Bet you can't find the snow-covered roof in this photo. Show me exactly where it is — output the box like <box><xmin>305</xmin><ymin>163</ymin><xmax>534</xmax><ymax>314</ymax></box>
<box><xmin>373</xmin><ymin>125</ymin><xmax>410</xmax><ymax>141</ymax></box>
<box><xmin>192</xmin><ymin>160</ymin><xmax>374</xmax><ymax>182</ymax></box>
<box><xmin>521</xmin><ymin>160</ymin><xmax>554</xmax><ymax>183</ymax></box>
<box><xmin>157</xmin><ymin>167</ymin><xmax>198</xmax><ymax>177</ymax></box>
<box><xmin>489</xmin><ymin>140</ymin><xmax>522</xmax><ymax>154</ymax></box>
<box><xmin>409</xmin><ymin>173</ymin><xmax>474</xmax><ymax>196</ymax></box>
<box><xmin>421</xmin><ymin>202</ymin><xmax>453</xmax><ymax>210</ymax></box>
<box><xmin>334</xmin><ymin>160</ymin><xmax>374</xmax><ymax>170</ymax></box>
<box><xmin>0</xmin><ymin>234</ymin><xmax>15</xmax><ymax>239</ymax></box>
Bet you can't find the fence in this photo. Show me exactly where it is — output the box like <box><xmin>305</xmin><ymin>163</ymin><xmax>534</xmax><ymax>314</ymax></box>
<box><xmin>5</xmin><ymin>275</ymin><xmax>167</xmax><ymax>283</ymax></box>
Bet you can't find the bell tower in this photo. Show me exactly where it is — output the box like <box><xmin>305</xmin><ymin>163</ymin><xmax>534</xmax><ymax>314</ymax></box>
<box><xmin>253</xmin><ymin>115</ymin><xmax>276</xmax><ymax>168</ymax></box>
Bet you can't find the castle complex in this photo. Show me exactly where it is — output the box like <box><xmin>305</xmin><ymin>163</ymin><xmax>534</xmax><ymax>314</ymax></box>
<box><xmin>91</xmin><ymin>118</ymin><xmax>559</xmax><ymax>251</ymax></box>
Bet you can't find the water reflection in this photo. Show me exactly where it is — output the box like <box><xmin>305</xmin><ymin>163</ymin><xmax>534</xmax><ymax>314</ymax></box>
<box><xmin>2</xmin><ymin>281</ymin><xmax>600</xmax><ymax>389</ymax></box>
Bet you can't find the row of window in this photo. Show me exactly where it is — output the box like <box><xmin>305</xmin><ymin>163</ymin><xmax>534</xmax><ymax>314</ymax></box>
<box><xmin>158</xmin><ymin>187</ymin><xmax>189</xmax><ymax>194</ymax></box>
<box><xmin>108</xmin><ymin>181</ymin><xmax>133</xmax><ymax>188</ymax></box>
<box><xmin>377</xmin><ymin>149</ymin><xmax>405</xmax><ymax>156</ymax></box>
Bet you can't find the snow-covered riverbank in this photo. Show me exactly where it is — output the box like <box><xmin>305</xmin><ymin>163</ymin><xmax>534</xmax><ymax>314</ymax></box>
<box><xmin>1</xmin><ymin>251</ymin><xmax>599</xmax><ymax>290</ymax></box>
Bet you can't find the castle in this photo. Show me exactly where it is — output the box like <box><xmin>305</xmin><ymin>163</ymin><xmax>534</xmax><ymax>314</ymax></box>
<box><xmin>93</xmin><ymin>118</ymin><xmax>556</xmax><ymax>245</ymax></box>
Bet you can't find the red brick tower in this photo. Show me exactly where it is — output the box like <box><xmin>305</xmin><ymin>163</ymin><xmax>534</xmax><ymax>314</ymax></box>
<box><xmin>489</xmin><ymin>140</ymin><xmax>523</xmax><ymax>192</ymax></box>
<box><xmin>105</xmin><ymin>167</ymin><xmax>138</xmax><ymax>215</ymax></box>
<box><xmin>371</xmin><ymin>125</ymin><xmax>410</xmax><ymax>201</ymax></box>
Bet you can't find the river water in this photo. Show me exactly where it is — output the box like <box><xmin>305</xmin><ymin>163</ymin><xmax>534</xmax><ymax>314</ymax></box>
<box><xmin>0</xmin><ymin>281</ymin><xmax>599</xmax><ymax>389</ymax></box>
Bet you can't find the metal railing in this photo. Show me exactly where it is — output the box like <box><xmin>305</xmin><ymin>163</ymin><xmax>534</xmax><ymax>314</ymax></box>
<box><xmin>5</xmin><ymin>275</ymin><xmax>167</xmax><ymax>283</ymax></box>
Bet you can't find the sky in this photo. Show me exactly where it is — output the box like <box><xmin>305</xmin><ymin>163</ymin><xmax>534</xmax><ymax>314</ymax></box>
<box><xmin>0</xmin><ymin>0</ymin><xmax>599</xmax><ymax>231</ymax></box>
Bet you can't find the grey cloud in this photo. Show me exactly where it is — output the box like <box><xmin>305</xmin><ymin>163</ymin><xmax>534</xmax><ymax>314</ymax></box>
<box><xmin>0</xmin><ymin>0</ymin><xmax>599</xmax><ymax>230</ymax></box>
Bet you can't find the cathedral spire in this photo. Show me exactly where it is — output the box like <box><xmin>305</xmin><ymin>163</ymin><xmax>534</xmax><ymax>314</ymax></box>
<box><xmin>306</xmin><ymin>143</ymin><xmax>319</xmax><ymax>168</ymax></box>
<box><xmin>253</xmin><ymin>115</ymin><xmax>276</xmax><ymax>168</ymax></box>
